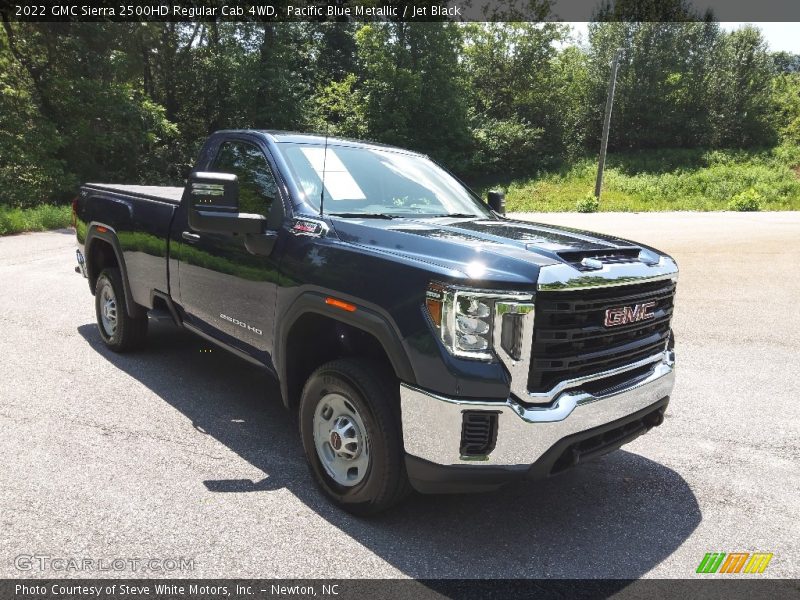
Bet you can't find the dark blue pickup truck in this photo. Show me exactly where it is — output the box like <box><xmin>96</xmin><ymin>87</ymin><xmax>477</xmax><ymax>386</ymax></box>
<box><xmin>74</xmin><ymin>130</ymin><xmax>677</xmax><ymax>514</ymax></box>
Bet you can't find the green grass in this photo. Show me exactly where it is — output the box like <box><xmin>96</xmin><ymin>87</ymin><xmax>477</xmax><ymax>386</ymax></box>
<box><xmin>0</xmin><ymin>205</ymin><xmax>72</xmax><ymax>235</ymax></box>
<box><xmin>479</xmin><ymin>145</ymin><xmax>800</xmax><ymax>212</ymax></box>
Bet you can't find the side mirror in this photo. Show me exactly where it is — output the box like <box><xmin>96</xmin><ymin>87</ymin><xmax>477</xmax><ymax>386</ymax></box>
<box><xmin>187</xmin><ymin>172</ymin><xmax>265</xmax><ymax>235</ymax></box>
<box><xmin>487</xmin><ymin>190</ymin><xmax>506</xmax><ymax>215</ymax></box>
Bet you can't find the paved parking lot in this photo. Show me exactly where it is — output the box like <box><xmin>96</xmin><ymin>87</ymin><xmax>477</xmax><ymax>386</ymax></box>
<box><xmin>1</xmin><ymin>212</ymin><xmax>798</xmax><ymax>579</ymax></box>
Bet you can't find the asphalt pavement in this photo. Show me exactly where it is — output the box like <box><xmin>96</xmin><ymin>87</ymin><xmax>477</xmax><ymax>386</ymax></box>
<box><xmin>0</xmin><ymin>212</ymin><xmax>798</xmax><ymax>579</ymax></box>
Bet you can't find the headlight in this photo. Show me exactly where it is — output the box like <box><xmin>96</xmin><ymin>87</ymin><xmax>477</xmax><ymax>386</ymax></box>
<box><xmin>425</xmin><ymin>282</ymin><xmax>532</xmax><ymax>361</ymax></box>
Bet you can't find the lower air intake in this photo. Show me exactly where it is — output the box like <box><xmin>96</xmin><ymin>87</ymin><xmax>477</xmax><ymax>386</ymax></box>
<box><xmin>460</xmin><ymin>411</ymin><xmax>499</xmax><ymax>457</ymax></box>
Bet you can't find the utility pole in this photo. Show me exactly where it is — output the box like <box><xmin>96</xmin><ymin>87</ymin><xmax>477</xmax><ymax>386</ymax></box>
<box><xmin>595</xmin><ymin>51</ymin><xmax>621</xmax><ymax>200</ymax></box>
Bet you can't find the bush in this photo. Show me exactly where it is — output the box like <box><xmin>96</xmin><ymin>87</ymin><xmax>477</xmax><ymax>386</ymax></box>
<box><xmin>470</xmin><ymin>115</ymin><xmax>544</xmax><ymax>176</ymax></box>
<box><xmin>0</xmin><ymin>205</ymin><xmax>72</xmax><ymax>236</ymax></box>
<box><xmin>727</xmin><ymin>188</ymin><xmax>763</xmax><ymax>211</ymax></box>
<box><xmin>576</xmin><ymin>191</ymin><xmax>599</xmax><ymax>213</ymax></box>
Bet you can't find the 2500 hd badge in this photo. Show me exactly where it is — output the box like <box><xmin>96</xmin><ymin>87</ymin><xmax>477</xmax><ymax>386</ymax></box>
<box><xmin>220</xmin><ymin>313</ymin><xmax>263</xmax><ymax>335</ymax></box>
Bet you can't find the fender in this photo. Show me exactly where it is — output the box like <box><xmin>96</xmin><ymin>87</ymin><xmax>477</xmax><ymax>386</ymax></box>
<box><xmin>85</xmin><ymin>222</ymin><xmax>143</xmax><ymax>319</ymax></box>
<box><xmin>275</xmin><ymin>291</ymin><xmax>416</xmax><ymax>408</ymax></box>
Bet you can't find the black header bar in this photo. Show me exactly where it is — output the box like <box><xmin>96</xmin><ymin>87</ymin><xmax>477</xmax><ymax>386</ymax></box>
<box><xmin>3</xmin><ymin>579</ymin><xmax>800</xmax><ymax>600</ymax></box>
<box><xmin>4</xmin><ymin>0</ymin><xmax>800</xmax><ymax>22</ymax></box>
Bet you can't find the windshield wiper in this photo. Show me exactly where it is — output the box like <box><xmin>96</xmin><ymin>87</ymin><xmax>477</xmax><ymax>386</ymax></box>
<box><xmin>329</xmin><ymin>212</ymin><xmax>395</xmax><ymax>219</ymax></box>
<box><xmin>418</xmin><ymin>213</ymin><xmax>478</xmax><ymax>218</ymax></box>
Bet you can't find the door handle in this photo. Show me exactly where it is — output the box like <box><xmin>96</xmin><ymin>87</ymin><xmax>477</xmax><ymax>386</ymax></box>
<box><xmin>245</xmin><ymin>231</ymin><xmax>279</xmax><ymax>256</ymax></box>
<box><xmin>182</xmin><ymin>231</ymin><xmax>201</xmax><ymax>243</ymax></box>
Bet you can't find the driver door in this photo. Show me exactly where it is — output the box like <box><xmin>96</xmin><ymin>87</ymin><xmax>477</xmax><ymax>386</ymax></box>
<box><xmin>177</xmin><ymin>137</ymin><xmax>284</xmax><ymax>364</ymax></box>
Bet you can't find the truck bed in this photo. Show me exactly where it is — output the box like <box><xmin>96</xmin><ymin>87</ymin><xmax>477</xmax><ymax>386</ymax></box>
<box><xmin>83</xmin><ymin>184</ymin><xmax>184</xmax><ymax>204</ymax></box>
<box><xmin>78</xmin><ymin>183</ymin><xmax>182</xmax><ymax>309</ymax></box>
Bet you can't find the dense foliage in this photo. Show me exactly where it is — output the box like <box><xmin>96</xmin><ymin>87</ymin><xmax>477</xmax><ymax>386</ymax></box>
<box><xmin>491</xmin><ymin>145</ymin><xmax>800</xmax><ymax>212</ymax></box>
<box><xmin>1</xmin><ymin>21</ymin><xmax>798</xmax><ymax>208</ymax></box>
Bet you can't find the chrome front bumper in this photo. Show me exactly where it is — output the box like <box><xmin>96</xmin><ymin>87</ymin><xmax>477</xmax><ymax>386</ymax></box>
<box><xmin>400</xmin><ymin>351</ymin><xmax>675</xmax><ymax>467</ymax></box>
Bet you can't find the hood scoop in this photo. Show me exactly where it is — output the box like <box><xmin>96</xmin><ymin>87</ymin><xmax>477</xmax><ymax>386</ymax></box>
<box><xmin>556</xmin><ymin>247</ymin><xmax>643</xmax><ymax>271</ymax></box>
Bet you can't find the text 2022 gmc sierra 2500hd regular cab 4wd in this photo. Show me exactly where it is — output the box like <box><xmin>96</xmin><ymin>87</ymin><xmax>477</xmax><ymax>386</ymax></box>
<box><xmin>74</xmin><ymin>130</ymin><xmax>677</xmax><ymax>514</ymax></box>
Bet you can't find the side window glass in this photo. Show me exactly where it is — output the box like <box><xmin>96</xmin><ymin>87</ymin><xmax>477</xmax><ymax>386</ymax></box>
<box><xmin>211</xmin><ymin>141</ymin><xmax>278</xmax><ymax>218</ymax></box>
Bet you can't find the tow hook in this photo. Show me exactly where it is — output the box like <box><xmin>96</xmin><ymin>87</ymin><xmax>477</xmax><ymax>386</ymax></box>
<box><xmin>643</xmin><ymin>410</ymin><xmax>665</xmax><ymax>429</ymax></box>
<box><xmin>75</xmin><ymin>249</ymin><xmax>87</xmax><ymax>277</ymax></box>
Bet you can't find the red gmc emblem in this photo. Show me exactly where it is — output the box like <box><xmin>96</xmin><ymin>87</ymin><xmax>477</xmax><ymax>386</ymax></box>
<box><xmin>604</xmin><ymin>301</ymin><xmax>657</xmax><ymax>327</ymax></box>
<box><xmin>293</xmin><ymin>220</ymin><xmax>320</xmax><ymax>234</ymax></box>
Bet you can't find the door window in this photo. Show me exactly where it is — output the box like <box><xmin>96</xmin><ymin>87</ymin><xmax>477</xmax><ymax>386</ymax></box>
<box><xmin>211</xmin><ymin>141</ymin><xmax>278</xmax><ymax>218</ymax></box>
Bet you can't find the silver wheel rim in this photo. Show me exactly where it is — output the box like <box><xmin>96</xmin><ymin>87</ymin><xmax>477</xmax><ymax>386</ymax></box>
<box><xmin>100</xmin><ymin>283</ymin><xmax>118</xmax><ymax>337</ymax></box>
<box><xmin>312</xmin><ymin>393</ymin><xmax>370</xmax><ymax>487</ymax></box>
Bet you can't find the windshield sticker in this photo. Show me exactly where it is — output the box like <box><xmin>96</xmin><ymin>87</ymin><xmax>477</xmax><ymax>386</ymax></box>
<box><xmin>300</xmin><ymin>147</ymin><xmax>367</xmax><ymax>201</ymax></box>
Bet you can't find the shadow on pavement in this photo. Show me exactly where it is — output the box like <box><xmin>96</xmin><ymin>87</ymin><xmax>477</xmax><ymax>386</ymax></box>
<box><xmin>78</xmin><ymin>321</ymin><xmax>701</xmax><ymax>579</ymax></box>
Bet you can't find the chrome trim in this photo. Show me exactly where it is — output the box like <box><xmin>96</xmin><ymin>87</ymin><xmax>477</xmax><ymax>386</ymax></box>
<box><xmin>493</xmin><ymin>299</ymin><xmax>535</xmax><ymax>400</ymax></box>
<box><xmin>400</xmin><ymin>352</ymin><xmax>675</xmax><ymax>466</ymax></box>
<box><xmin>537</xmin><ymin>256</ymin><xmax>679</xmax><ymax>291</ymax></box>
<box><xmin>525</xmin><ymin>352</ymin><xmax>666</xmax><ymax>403</ymax></box>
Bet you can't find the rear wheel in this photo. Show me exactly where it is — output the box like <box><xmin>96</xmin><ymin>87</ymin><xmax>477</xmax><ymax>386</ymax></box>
<box><xmin>299</xmin><ymin>359</ymin><xmax>411</xmax><ymax>515</ymax></box>
<box><xmin>95</xmin><ymin>267</ymin><xmax>147</xmax><ymax>352</ymax></box>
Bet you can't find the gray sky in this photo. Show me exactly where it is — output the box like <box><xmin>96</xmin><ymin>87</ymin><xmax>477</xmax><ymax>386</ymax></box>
<box><xmin>568</xmin><ymin>22</ymin><xmax>800</xmax><ymax>53</ymax></box>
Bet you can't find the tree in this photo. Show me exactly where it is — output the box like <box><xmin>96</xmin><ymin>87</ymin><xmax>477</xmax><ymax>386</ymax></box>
<box><xmin>0</xmin><ymin>31</ymin><xmax>73</xmax><ymax>206</ymax></box>
<box><xmin>0</xmin><ymin>20</ymin><xmax>793</xmax><ymax>208</ymax></box>
<box><xmin>0</xmin><ymin>22</ymin><xmax>176</xmax><ymax>196</ymax></box>
<box><xmin>462</xmin><ymin>23</ymin><xmax>571</xmax><ymax>174</ymax></box>
<box><xmin>708</xmin><ymin>26</ymin><xmax>777</xmax><ymax>147</ymax></box>
<box><xmin>771</xmin><ymin>51</ymin><xmax>800</xmax><ymax>74</ymax></box>
<box><xmin>586</xmin><ymin>22</ymin><xmax>721</xmax><ymax>150</ymax></box>
<box><xmin>772</xmin><ymin>72</ymin><xmax>800</xmax><ymax>144</ymax></box>
<box><xmin>356</xmin><ymin>22</ymin><xmax>470</xmax><ymax>167</ymax></box>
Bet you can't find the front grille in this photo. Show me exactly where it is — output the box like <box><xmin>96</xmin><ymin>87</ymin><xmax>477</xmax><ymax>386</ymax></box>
<box><xmin>528</xmin><ymin>279</ymin><xmax>675</xmax><ymax>393</ymax></box>
<box><xmin>460</xmin><ymin>411</ymin><xmax>499</xmax><ymax>457</ymax></box>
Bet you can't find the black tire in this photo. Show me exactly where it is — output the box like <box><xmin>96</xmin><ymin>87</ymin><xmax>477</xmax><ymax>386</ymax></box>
<box><xmin>94</xmin><ymin>267</ymin><xmax>148</xmax><ymax>352</ymax></box>
<box><xmin>299</xmin><ymin>358</ymin><xmax>411</xmax><ymax>515</ymax></box>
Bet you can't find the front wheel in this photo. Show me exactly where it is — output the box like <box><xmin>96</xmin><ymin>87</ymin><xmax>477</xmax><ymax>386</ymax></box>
<box><xmin>299</xmin><ymin>359</ymin><xmax>410</xmax><ymax>515</ymax></box>
<box><xmin>94</xmin><ymin>267</ymin><xmax>147</xmax><ymax>352</ymax></box>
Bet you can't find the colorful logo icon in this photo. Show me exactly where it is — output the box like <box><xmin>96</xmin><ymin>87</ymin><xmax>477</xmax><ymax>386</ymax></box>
<box><xmin>696</xmin><ymin>552</ymin><xmax>773</xmax><ymax>574</ymax></box>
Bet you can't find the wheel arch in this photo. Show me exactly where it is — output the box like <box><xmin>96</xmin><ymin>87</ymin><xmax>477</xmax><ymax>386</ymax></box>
<box><xmin>85</xmin><ymin>223</ymin><xmax>142</xmax><ymax>318</ymax></box>
<box><xmin>276</xmin><ymin>293</ymin><xmax>415</xmax><ymax>414</ymax></box>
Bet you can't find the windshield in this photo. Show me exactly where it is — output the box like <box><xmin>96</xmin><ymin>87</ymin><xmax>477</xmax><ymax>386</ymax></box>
<box><xmin>276</xmin><ymin>142</ymin><xmax>492</xmax><ymax>218</ymax></box>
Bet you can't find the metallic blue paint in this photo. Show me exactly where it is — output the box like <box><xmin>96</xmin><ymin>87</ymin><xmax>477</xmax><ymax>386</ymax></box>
<box><xmin>76</xmin><ymin>130</ymin><xmax>675</xmax><ymax>403</ymax></box>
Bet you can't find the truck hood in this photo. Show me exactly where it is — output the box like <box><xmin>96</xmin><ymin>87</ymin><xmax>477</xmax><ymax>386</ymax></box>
<box><xmin>329</xmin><ymin>216</ymin><xmax>664</xmax><ymax>286</ymax></box>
